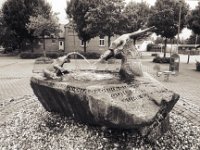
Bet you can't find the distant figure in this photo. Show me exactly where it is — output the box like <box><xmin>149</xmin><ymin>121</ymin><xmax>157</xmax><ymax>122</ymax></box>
<box><xmin>100</xmin><ymin>27</ymin><xmax>155</xmax><ymax>81</ymax></box>
<box><xmin>43</xmin><ymin>56</ymin><xmax>70</xmax><ymax>79</ymax></box>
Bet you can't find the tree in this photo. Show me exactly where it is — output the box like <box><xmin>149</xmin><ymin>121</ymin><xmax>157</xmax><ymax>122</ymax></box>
<box><xmin>121</xmin><ymin>1</ymin><xmax>152</xmax><ymax>45</ymax></box>
<box><xmin>1</xmin><ymin>0</ymin><xmax>53</xmax><ymax>51</ymax></box>
<box><xmin>66</xmin><ymin>0</ymin><xmax>98</xmax><ymax>52</ymax></box>
<box><xmin>0</xmin><ymin>10</ymin><xmax>3</xmax><ymax>29</ymax></box>
<box><xmin>148</xmin><ymin>0</ymin><xmax>189</xmax><ymax>57</ymax></box>
<box><xmin>85</xmin><ymin>0</ymin><xmax>125</xmax><ymax>47</ymax></box>
<box><xmin>0</xmin><ymin>10</ymin><xmax>19</xmax><ymax>52</ymax></box>
<box><xmin>186</xmin><ymin>2</ymin><xmax>200</xmax><ymax>44</ymax></box>
<box><xmin>26</xmin><ymin>14</ymin><xmax>60</xmax><ymax>57</ymax></box>
<box><xmin>186</xmin><ymin>34</ymin><xmax>200</xmax><ymax>45</ymax></box>
<box><xmin>186</xmin><ymin>33</ymin><xmax>200</xmax><ymax>64</ymax></box>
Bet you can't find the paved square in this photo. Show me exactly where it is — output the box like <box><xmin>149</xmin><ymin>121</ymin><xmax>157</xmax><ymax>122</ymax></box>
<box><xmin>0</xmin><ymin>55</ymin><xmax>200</xmax><ymax>125</ymax></box>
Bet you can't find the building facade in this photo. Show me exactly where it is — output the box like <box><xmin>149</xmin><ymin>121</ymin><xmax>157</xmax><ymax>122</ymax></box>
<box><xmin>29</xmin><ymin>23</ymin><xmax>151</xmax><ymax>54</ymax></box>
<box><xmin>27</xmin><ymin>37</ymin><xmax>64</xmax><ymax>53</ymax></box>
<box><xmin>64</xmin><ymin>24</ymin><xmax>111</xmax><ymax>54</ymax></box>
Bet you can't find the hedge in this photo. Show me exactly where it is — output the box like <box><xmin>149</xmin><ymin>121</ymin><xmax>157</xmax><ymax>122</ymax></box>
<box><xmin>147</xmin><ymin>44</ymin><xmax>164</xmax><ymax>52</ymax></box>
<box><xmin>153</xmin><ymin>56</ymin><xmax>171</xmax><ymax>64</ymax></box>
<box><xmin>20</xmin><ymin>52</ymin><xmax>42</xmax><ymax>59</ymax></box>
<box><xmin>34</xmin><ymin>57</ymin><xmax>54</xmax><ymax>64</ymax></box>
<box><xmin>20</xmin><ymin>52</ymin><xmax>64</xmax><ymax>59</ymax></box>
<box><xmin>20</xmin><ymin>51</ymin><xmax>101</xmax><ymax>59</ymax></box>
<box><xmin>75</xmin><ymin>52</ymin><xmax>101</xmax><ymax>59</ymax></box>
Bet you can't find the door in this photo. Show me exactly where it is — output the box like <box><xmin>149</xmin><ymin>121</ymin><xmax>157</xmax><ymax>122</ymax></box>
<box><xmin>59</xmin><ymin>41</ymin><xmax>64</xmax><ymax>50</ymax></box>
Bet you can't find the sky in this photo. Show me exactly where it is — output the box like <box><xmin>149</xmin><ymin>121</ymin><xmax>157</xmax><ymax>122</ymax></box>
<box><xmin>46</xmin><ymin>0</ymin><xmax>67</xmax><ymax>24</ymax></box>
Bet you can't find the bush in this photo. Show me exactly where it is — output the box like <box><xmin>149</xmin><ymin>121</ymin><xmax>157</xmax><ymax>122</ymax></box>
<box><xmin>20</xmin><ymin>51</ymin><xmax>101</xmax><ymax>59</ymax></box>
<box><xmin>47</xmin><ymin>53</ymin><xmax>64</xmax><ymax>59</ymax></box>
<box><xmin>75</xmin><ymin>52</ymin><xmax>101</xmax><ymax>59</ymax></box>
<box><xmin>196</xmin><ymin>61</ymin><xmax>200</xmax><ymax>71</ymax></box>
<box><xmin>153</xmin><ymin>56</ymin><xmax>171</xmax><ymax>64</ymax></box>
<box><xmin>20</xmin><ymin>52</ymin><xmax>42</xmax><ymax>59</ymax></box>
<box><xmin>147</xmin><ymin>43</ymin><xmax>154</xmax><ymax>51</ymax></box>
<box><xmin>151</xmin><ymin>53</ymin><xmax>158</xmax><ymax>57</ymax></box>
<box><xmin>20</xmin><ymin>52</ymin><xmax>64</xmax><ymax>59</ymax></box>
<box><xmin>34</xmin><ymin>57</ymin><xmax>53</xmax><ymax>64</ymax></box>
<box><xmin>147</xmin><ymin>44</ymin><xmax>164</xmax><ymax>52</ymax></box>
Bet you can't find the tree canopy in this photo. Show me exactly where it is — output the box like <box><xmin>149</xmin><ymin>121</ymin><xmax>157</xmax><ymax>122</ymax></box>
<box><xmin>1</xmin><ymin>0</ymin><xmax>56</xmax><ymax>51</ymax></box>
<box><xmin>26</xmin><ymin>0</ymin><xmax>60</xmax><ymax>55</ymax></box>
<box><xmin>148</xmin><ymin>0</ymin><xmax>189</xmax><ymax>57</ymax></box>
<box><xmin>67</xmin><ymin>0</ymin><xmax>153</xmax><ymax>50</ymax></box>
<box><xmin>26</xmin><ymin>14</ymin><xmax>60</xmax><ymax>38</ymax></box>
<box><xmin>186</xmin><ymin>2</ymin><xmax>200</xmax><ymax>36</ymax></box>
<box><xmin>0</xmin><ymin>10</ymin><xmax>18</xmax><ymax>51</ymax></box>
<box><xmin>66</xmin><ymin>0</ymin><xmax>98</xmax><ymax>52</ymax></box>
<box><xmin>186</xmin><ymin>34</ymin><xmax>200</xmax><ymax>45</ymax></box>
<box><xmin>85</xmin><ymin>0</ymin><xmax>125</xmax><ymax>47</ymax></box>
<box><xmin>148</xmin><ymin>0</ymin><xmax>188</xmax><ymax>39</ymax></box>
<box><xmin>122</xmin><ymin>1</ymin><xmax>152</xmax><ymax>44</ymax></box>
<box><xmin>26</xmin><ymin>14</ymin><xmax>60</xmax><ymax>55</ymax></box>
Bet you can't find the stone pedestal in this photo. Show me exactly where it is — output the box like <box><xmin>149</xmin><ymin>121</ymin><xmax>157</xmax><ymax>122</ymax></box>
<box><xmin>31</xmin><ymin>71</ymin><xmax>179</xmax><ymax>139</ymax></box>
<box><xmin>139</xmin><ymin>115</ymin><xmax>170</xmax><ymax>142</ymax></box>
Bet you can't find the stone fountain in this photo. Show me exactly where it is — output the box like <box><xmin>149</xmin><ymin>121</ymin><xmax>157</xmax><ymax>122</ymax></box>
<box><xmin>31</xmin><ymin>27</ymin><xmax>179</xmax><ymax>141</ymax></box>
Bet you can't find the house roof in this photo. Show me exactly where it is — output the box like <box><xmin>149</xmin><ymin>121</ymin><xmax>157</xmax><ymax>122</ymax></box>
<box><xmin>64</xmin><ymin>21</ymin><xmax>75</xmax><ymax>29</ymax></box>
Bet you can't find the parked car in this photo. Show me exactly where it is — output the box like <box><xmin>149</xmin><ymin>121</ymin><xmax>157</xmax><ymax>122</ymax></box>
<box><xmin>0</xmin><ymin>46</ymin><xmax>5</xmax><ymax>53</ymax></box>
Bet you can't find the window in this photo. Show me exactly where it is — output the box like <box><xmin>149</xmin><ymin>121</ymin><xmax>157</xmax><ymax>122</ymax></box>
<box><xmin>80</xmin><ymin>40</ymin><xmax>84</xmax><ymax>46</ymax></box>
<box><xmin>99</xmin><ymin>37</ymin><xmax>105</xmax><ymax>46</ymax></box>
<box><xmin>60</xmin><ymin>41</ymin><xmax>63</xmax><ymax>46</ymax></box>
<box><xmin>80</xmin><ymin>40</ymin><xmax>88</xmax><ymax>47</ymax></box>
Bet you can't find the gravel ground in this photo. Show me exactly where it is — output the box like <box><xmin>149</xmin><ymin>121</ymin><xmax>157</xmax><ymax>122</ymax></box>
<box><xmin>0</xmin><ymin>96</ymin><xmax>200</xmax><ymax>150</ymax></box>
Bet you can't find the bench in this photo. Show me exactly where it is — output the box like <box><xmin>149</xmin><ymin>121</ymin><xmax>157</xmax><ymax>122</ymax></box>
<box><xmin>157</xmin><ymin>71</ymin><xmax>176</xmax><ymax>82</ymax></box>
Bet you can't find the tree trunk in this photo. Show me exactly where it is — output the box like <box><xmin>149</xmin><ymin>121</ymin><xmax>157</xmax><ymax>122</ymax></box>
<box><xmin>84</xmin><ymin>41</ymin><xmax>86</xmax><ymax>53</ymax></box>
<box><xmin>170</xmin><ymin>39</ymin><xmax>172</xmax><ymax>56</ymax></box>
<box><xmin>43</xmin><ymin>36</ymin><xmax>46</xmax><ymax>57</ymax></box>
<box><xmin>19</xmin><ymin>38</ymin><xmax>23</xmax><ymax>53</ymax></box>
<box><xmin>187</xmin><ymin>50</ymin><xmax>190</xmax><ymax>64</ymax></box>
<box><xmin>30</xmin><ymin>39</ymin><xmax>34</xmax><ymax>53</ymax></box>
<box><xmin>108</xmin><ymin>36</ymin><xmax>111</xmax><ymax>48</ymax></box>
<box><xmin>164</xmin><ymin>38</ymin><xmax>167</xmax><ymax>58</ymax></box>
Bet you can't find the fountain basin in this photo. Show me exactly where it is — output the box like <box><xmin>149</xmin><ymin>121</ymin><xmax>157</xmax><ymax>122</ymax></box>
<box><xmin>31</xmin><ymin>71</ymin><xmax>179</xmax><ymax>138</ymax></box>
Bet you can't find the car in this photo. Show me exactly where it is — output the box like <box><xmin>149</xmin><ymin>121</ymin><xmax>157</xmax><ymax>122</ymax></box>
<box><xmin>0</xmin><ymin>46</ymin><xmax>5</xmax><ymax>53</ymax></box>
<box><xmin>195</xmin><ymin>45</ymin><xmax>200</xmax><ymax>49</ymax></box>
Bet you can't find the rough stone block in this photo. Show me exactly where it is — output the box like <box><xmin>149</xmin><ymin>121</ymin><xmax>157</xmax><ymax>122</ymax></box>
<box><xmin>31</xmin><ymin>71</ymin><xmax>179</xmax><ymax>139</ymax></box>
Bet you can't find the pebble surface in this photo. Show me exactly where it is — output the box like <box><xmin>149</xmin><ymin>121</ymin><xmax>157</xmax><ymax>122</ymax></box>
<box><xmin>0</xmin><ymin>97</ymin><xmax>200</xmax><ymax>150</ymax></box>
